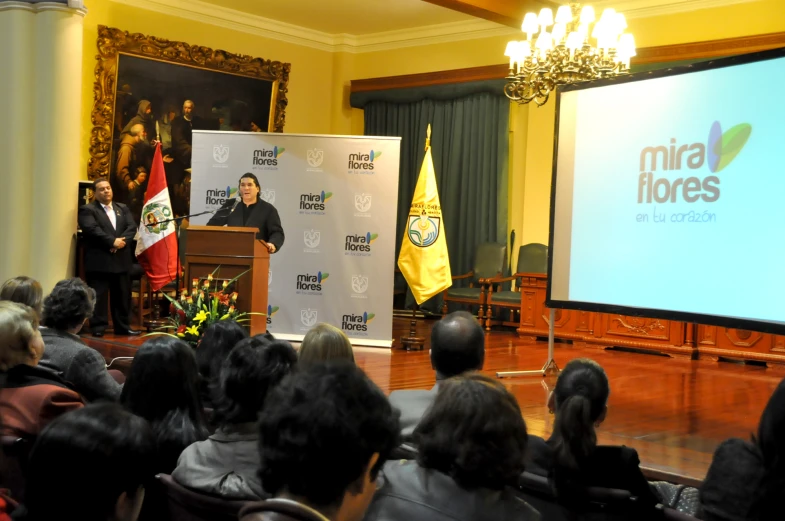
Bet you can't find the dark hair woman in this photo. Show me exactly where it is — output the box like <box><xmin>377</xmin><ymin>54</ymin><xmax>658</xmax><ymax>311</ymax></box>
<box><xmin>0</xmin><ymin>276</ymin><xmax>43</xmax><ymax>319</ymax></box>
<box><xmin>195</xmin><ymin>320</ymin><xmax>248</xmax><ymax>407</ymax></box>
<box><xmin>365</xmin><ymin>372</ymin><xmax>539</xmax><ymax>521</ymax></box>
<box><xmin>121</xmin><ymin>336</ymin><xmax>208</xmax><ymax>473</ymax></box>
<box><xmin>527</xmin><ymin>358</ymin><xmax>660</xmax><ymax>508</ymax></box>
<box><xmin>173</xmin><ymin>338</ymin><xmax>297</xmax><ymax>499</ymax></box>
<box><xmin>205</xmin><ymin>172</ymin><xmax>284</xmax><ymax>253</ymax></box>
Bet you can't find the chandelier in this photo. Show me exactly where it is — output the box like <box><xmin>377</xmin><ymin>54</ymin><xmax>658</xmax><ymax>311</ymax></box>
<box><xmin>504</xmin><ymin>2</ymin><xmax>636</xmax><ymax>106</ymax></box>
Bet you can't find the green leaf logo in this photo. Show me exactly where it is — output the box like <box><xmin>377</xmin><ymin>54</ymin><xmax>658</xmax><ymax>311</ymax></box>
<box><xmin>369</xmin><ymin>233</ymin><xmax>378</xmax><ymax>242</ymax></box>
<box><xmin>707</xmin><ymin>121</ymin><xmax>751</xmax><ymax>173</ymax></box>
<box><xmin>372</xmin><ymin>151</ymin><xmax>382</xmax><ymax>161</ymax></box>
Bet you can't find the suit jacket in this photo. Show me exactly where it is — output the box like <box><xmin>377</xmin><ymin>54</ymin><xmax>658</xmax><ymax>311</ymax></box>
<box><xmin>172</xmin><ymin>422</ymin><xmax>267</xmax><ymax>500</ymax></box>
<box><xmin>207</xmin><ymin>198</ymin><xmax>285</xmax><ymax>251</ymax></box>
<box><xmin>0</xmin><ymin>365</ymin><xmax>84</xmax><ymax>439</ymax></box>
<box><xmin>526</xmin><ymin>435</ymin><xmax>660</xmax><ymax>507</ymax></box>
<box><xmin>77</xmin><ymin>200</ymin><xmax>136</xmax><ymax>273</ymax></box>
<box><xmin>38</xmin><ymin>328</ymin><xmax>123</xmax><ymax>402</ymax></box>
<box><xmin>388</xmin><ymin>383</ymin><xmax>439</xmax><ymax>439</ymax></box>
<box><xmin>364</xmin><ymin>460</ymin><xmax>540</xmax><ymax>521</ymax></box>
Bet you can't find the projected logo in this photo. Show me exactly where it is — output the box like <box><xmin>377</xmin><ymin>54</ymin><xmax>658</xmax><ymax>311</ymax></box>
<box><xmin>266</xmin><ymin>304</ymin><xmax>279</xmax><ymax>325</ymax></box>
<box><xmin>341</xmin><ymin>311</ymin><xmax>375</xmax><ymax>333</ymax></box>
<box><xmin>638</xmin><ymin>121</ymin><xmax>751</xmax><ymax>204</ymax></box>
<box><xmin>301</xmin><ymin>308</ymin><xmax>318</xmax><ymax>328</ymax></box>
<box><xmin>345</xmin><ymin>232</ymin><xmax>378</xmax><ymax>256</ymax></box>
<box><xmin>205</xmin><ymin>186</ymin><xmax>238</xmax><ymax>206</ymax></box>
<box><xmin>304</xmin><ymin>229</ymin><xmax>321</xmax><ymax>253</ymax></box>
<box><xmin>307</xmin><ymin>148</ymin><xmax>324</xmax><ymax>168</ymax></box>
<box><xmin>213</xmin><ymin>145</ymin><xmax>230</xmax><ymax>164</ymax></box>
<box><xmin>260</xmin><ymin>188</ymin><xmax>276</xmax><ymax>204</ymax></box>
<box><xmin>296</xmin><ymin>271</ymin><xmax>328</xmax><ymax>294</ymax></box>
<box><xmin>354</xmin><ymin>193</ymin><xmax>372</xmax><ymax>214</ymax></box>
<box><xmin>253</xmin><ymin>146</ymin><xmax>285</xmax><ymax>169</ymax></box>
<box><xmin>299</xmin><ymin>190</ymin><xmax>332</xmax><ymax>213</ymax></box>
<box><xmin>348</xmin><ymin>150</ymin><xmax>382</xmax><ymax>174</ymax></box>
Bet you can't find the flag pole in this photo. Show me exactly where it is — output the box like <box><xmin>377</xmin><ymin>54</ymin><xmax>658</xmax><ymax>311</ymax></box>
<box><xmin>399</xmin><ymin>125</ymin><xmax>432</xmax><ymax>351</ymax></box>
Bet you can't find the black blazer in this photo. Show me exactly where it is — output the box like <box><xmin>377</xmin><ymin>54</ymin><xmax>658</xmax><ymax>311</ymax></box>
<box><xmin>206</xmin><ymin>198</ymin><xmax>284</xmax><ymax>251</ymax></box>
<box><xmin>526</xmin><ymin>435</ymin><xmax>661</xmax><ymax>507</ymax></box>
<box><xmin>77</xmin><ymin>200</ymin><xmax>136</xmax><ymax>273</ymax></box>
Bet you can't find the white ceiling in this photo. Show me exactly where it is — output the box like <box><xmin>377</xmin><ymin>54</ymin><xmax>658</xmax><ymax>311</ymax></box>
<box><xmin>197</xmin><ymin>0</ymin><xmax>475</xmax><ymax>35</ymax></box>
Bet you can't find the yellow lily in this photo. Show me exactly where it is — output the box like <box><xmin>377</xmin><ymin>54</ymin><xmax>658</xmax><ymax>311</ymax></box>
<box><xmin>194</xmin><ymin>310</ymin><xmax>209</xmax><ymax>323</ymax></box>
<box><xmin>185</xmin><ymin>325</ymin><xmax>200</xmax><ymax>336</ymax></box>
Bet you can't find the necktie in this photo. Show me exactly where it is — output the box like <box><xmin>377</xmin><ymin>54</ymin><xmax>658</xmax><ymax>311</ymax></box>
<box><xmin>104</xmin><ymin>204</ymin><xmax>117</xmax><ymax>229</ymax></box>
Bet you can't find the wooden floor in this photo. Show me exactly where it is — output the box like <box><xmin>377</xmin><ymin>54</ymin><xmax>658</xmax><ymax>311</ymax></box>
<box><xmin>85</xmin><ymin>316</ymin><xmax>785</xmax><ymax>487</ymax></box>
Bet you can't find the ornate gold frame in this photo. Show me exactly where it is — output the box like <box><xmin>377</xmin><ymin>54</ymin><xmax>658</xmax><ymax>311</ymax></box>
<box><xmin>88</xmin><ymin>25</ymin><xmax>290</xmax><ymax>179</ymax></box>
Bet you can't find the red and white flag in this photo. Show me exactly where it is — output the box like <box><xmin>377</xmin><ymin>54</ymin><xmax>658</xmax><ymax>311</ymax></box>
<box><xmin>135</xmin><ymin>143</ymin><xmax>179</xmax><ymax>291</ymax></box>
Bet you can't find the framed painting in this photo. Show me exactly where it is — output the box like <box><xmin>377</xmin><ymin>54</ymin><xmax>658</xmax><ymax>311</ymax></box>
<box><xmin>88</xmin><ymin>25</ymin><xmax>290</xmax><ymax>220</ymax></box>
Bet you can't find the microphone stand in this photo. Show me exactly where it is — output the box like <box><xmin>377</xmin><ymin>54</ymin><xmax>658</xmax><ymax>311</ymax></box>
<box><xmin>141</xmin><ymin>205</ymin><xmax>231</xmax><ymax>328</ymax></box>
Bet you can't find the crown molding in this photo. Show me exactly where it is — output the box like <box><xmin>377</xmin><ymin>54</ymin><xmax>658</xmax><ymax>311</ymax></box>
<box><xmin>593</xmin><ymin>0</ymin><xmax>760</xmax><ymax>19</ymax></box>
<box><xmin>0</xmin><ymin>1</ymin><xmax>87</xmax><ymax>15</ymax></box>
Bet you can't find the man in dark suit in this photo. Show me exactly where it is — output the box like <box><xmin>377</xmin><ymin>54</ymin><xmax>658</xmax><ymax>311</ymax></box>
<box><xmin>207</xmin><ymin>173</ymin><xmax>284</xmax><ymax>253</ymax></box>
<box><xmin>388</xmin><ymin>311</ymin><xmax>485</xmax><ymax>439</ymax></box>
<box><xmin>77</xmin><ymin>177</ymin><xmax>140</xmax><ymax>337</ymax></box>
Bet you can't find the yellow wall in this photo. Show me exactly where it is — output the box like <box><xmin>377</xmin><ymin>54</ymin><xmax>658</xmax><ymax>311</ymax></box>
<box><xmin>79</xmin><ymin>0</ymin><xmax>785</xmax><ymax>265</ymax></box>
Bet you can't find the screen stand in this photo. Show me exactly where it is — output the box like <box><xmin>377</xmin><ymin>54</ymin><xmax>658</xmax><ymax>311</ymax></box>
<box><xmin>497</xmin><ymin>308</ymin><xmax>561</xmax><ymax>378</ymax></box>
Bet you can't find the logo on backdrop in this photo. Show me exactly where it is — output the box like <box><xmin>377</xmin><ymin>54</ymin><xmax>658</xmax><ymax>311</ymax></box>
<box><xmin>266</xmin><ymin>304</ymin><xmax>279</xmax><ymax>325</ymax></box>
<box><xmin>260</xmin><ymin>188</ymin><xmax>276</xmax><ymax>204</ymax></box>
<box><xmin>345</xmin><ymin>232</ymin><xmax>377</xmax><ymax>256</ymax></box>
<box><xmin>141</xmin><ymin>203</ymin><xmax>172</xmax><ymax>235</ymax></box>
<box><xmin>347</xmin><ymin>150</ymin><xmax>382</xmax><ymax>174</ymax></box>
<box><xmin>205</xmin><ymin>186</ymin><xmax>238</xmax><ymax>206</ymax></box>
<box><xmin>638</xmin><ymin>121</ymin><xmax>751</xmax><ymax>204</ymax></box>
<box><xmin>300</xmin><ymin>308</ymin><xmax>318</xmax><ymax>328</ymax></box>
<box><xmin>307</xmin><ymin>148</ymin><xmax>324</xmax><ymax>170</ymax></box>
<box><xmin>252</xmin><ymin>146</ymin><xmax>285</xmax><ymax>170</ymax></box>
<box><xmin>351</xmin><ymin>275</ymin><xmax>369</xmax><ymax>299</ymax></box>
<box><xmin>303</xmin><ymin>229</ymin><xmax>321</xmax><ymax>252</ymax></box>
<box><xmin>341</xmin><ymin>311</ymin><xmax>375</xmax><ymax>334</ymax></box>
<box><xmin>354</xmin><ymin>193</ymin><xmax>372</xmax><ymax>216</ymax></box>
<box><xmin>268</xmin><ymin>269</ymin><xmax>273</xmax><ymax>287</ymax></box>
<box><xmin>407</xmin><ymin>211</ymin><xmax>441</xmax><ymax>248</ymax></box>
<box><xmin>213</xmin><ymin>145</ymin><xmax>230</xmax><ymax>165</ymax></box>
<box><xmin>299</xmin><ymin>190</ymin><xmax>332</xmax><ymax>214</ymax></box>
<box><xmin>296</xmin><ymin>271</ymin><xmax>329</xmax><ymax>295</ymax></box>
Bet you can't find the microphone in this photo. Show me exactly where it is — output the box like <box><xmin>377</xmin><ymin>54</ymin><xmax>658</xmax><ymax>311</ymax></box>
<box><xmin>229</xmin><ymin>197</ymin><xmax>240</xmax><ymax>213</ymax></box>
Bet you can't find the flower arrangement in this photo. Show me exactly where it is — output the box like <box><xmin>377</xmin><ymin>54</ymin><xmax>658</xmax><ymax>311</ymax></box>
<box><xmin>157</xmin><ymin>267</ymin><xmax>261</xmax><ymax>346</ymax></box>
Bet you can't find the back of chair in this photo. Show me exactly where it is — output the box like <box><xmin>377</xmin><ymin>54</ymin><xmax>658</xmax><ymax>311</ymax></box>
<box><xmin>157</xmin><ymin>473</ymin><xmax>250</xmax><ymax>521</ymax></box>
<box><xmin>517</xmin><ymin>243</ymin><xmax>548</xmax><ymax>274</ymax></box>
<box><xmin>473</xmin><ymin>242</ymin><xmax>507</xmax><ymax>281</ymax></box>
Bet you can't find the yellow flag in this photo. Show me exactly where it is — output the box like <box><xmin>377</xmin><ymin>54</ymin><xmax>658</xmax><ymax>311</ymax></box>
<box><xmin>397</xmin><ymin>125</ymin><xmax>451</xmax><ymax>305</ymax></box>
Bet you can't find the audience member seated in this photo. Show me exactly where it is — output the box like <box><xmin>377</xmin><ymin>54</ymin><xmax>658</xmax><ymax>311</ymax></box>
<box><xmin>0</xmin><ymin>302</ymin><xmax>82</xmax><ymax>438</ymax></box>
<box><xmin>121</xmin><ymin>336</ymin><xmax>209</xmax><ymax>474</ymax></box>
<box><xmin>526</xmin><ymin>358</ymin><xmax>661</xmax><ymax>508</ymax></box>
<box><xmin>239</xmin><ymin>363</ymin><xmax>399</xmax><ymax>521</ymax></box>
<box><xmin>173</xmin><ymin>338</ymin><xmax>297</xmax><ymax>500</ymax></box>
<box><xmin>38</xmin><ymin>278</ymin><xmax>122</xmax><ymax>402</ymax></box>
<box><xmin>297</xmin><ymin>323</ymin><xmax>355</xmax><ymax>366</ymax></box>
<box><xmin>0</xmin><ymin>277</ymin><xmax>43</xmax><ymax>320</ymax></box>
<box><xmin>365</xmin><ymin>372</ymin><xmax>539</xmax><ymax>521</ymax></box>
<box><xmin>388</xmin><ymin>311</ymin><xmax>484</xmax><ymax>439</ymax></box>
<box><xmin>195</xmin><ymin>320</ymin><xmax>248</xmax><ymax>408</ymax></box>
<box><xmin>699</xmin><ymin>377</ymin><xmax>785</xmax><ymax>521</ymax></box>
<box><xmin>17</xmin><ymin>403</ymin><xmax>156</xmax><ymax>521</ymax></box>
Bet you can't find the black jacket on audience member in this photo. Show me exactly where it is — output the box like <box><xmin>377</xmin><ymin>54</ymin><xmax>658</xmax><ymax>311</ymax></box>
<box><xmin>526</xmin><ymin>435</ymin><xmax>661</xmax><ymax>507</ymax></box>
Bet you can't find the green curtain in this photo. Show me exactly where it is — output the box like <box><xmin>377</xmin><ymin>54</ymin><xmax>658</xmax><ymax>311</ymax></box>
<box><xmin>364</xmin><ymin>92</ymin><xmax>509</xmax><ymax>312</ymax></box>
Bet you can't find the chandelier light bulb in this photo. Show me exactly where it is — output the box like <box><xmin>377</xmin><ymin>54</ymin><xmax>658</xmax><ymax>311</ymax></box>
<box><xmin>579</xmin><ymin>5</ymin><xmax>596</xmax><ymax>24</ymax></box>
<box><xmin>522</xmin><ymin>12</ymin><xmax>539</xmax><ymax>36</ymax></box>
<box><xmin>538</xmin><ymin>8</ymin><xmax>554</xmax><ymax>27</ymax></box>
<box><xmin>599</xmin><ymin>8</ymin><xmax>617</xmax><ymax>25</ymax></box>
<box><xmin>555</xmin><ymin>5</ymin><xmax>572</xmax><ymax>24</ymax></box>
<box><xmin>552</xmin><ymin>23</ymin><xmax>567</xmax><ymax>45</ymax></box>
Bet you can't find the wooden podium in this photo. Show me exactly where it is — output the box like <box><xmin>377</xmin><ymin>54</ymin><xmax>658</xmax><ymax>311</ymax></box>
<box><xmin>184</xmin><ymin>226</ymin><xmax>269</xmax><ymax>335</ymax></box>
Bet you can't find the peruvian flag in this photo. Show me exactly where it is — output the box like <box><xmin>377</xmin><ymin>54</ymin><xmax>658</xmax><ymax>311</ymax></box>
<box><xmin>135</xmin><ymin>142</ymin><xmax>180</xmax><ymax>291</ymax></box>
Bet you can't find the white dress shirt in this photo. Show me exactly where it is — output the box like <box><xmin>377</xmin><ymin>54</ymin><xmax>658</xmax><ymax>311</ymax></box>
<box><xmin>102</xmin><ymin>203</ymin><xmax>117</xmax><ymax>229</ymax></box>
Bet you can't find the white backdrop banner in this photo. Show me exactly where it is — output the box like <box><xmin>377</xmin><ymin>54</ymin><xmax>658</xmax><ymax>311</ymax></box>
<box><xmin>190</xmin><ymin>131</ymin><xmax>401</xmax><ymax>347</ymax></box>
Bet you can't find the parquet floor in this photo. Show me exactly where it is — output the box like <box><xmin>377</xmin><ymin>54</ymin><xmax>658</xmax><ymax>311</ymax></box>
<box><xmin>85</xmin><ymin>316</ymin><xmax>785</xmax><ymax>486</ymax></box>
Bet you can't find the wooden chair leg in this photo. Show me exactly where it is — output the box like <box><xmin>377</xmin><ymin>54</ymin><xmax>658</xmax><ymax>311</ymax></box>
<box><xmin>136</xmin><ymin>276</ymin><xmax>147</xmax><ymax>328</ymax></box>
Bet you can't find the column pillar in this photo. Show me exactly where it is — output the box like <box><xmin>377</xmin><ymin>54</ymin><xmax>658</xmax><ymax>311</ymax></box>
<box><xmin>29</xmin><ymin>1</ymin><xmax>87</xmax><ymax>292</ymax></box>
<box><xmin>0</xmin><ymin>2</ymin><xmax>36</xmax><ymax>285</ymax></box>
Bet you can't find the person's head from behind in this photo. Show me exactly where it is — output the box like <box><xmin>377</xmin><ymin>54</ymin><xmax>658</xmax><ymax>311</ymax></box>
<box><xmin>121</xmin><ymin>336</ymin><xmax>203</xmax><ymax>425</ymax></box>
<box><xmin>299</xmin><ymin>323</ymin><xmax>355</xmax><ymax>366</ymax></box>
<box><xmin>756</xmin><ymin>377</ymin><xmax>785</xmax><ymax>482</ymax></box>
<box><xmin>25</xmin><ymin>403</ymin><xmax>155</xmax><ymax>521</ymax></box>
<box><xmin>0</xmin><ymin>301</ymin><xmax>44</xmax><ymax>371</ymax></box>
<box><xmin>213</xmin><ymin>338</ymin><xmax>297</xmax><ymax>426</ymax></box>
<box><xmin>430</xmin><ymin>311</ymin><xmax>484</xmax><ymax>379</ymax></box>
<box><xmin>0</xmin><ymin>276</ymin><xmax>43</xmax><ymax>318</ymax></box>
<box><xmin>258</xmin><ymin>363</ymin><xmax>399</xmax><ymax>521</ymax></box>
<box><xmin>42</xmin><ymin>277</ymin><xmax>96</xmax><ymax>333</ymax></box>
<box><xmin>196</xmin><ymin>319</ymin><xmax>248</xmax><ymax>382</ymax></box>
<box><xmin>414</xmin><ymin>372</ymin><xmax>527</xmax><ymax>490</ymax></box>
<box><xmin>549</xmin><ymin>358</ymin><xmax>609</xmax><ymax>469</ymax></box>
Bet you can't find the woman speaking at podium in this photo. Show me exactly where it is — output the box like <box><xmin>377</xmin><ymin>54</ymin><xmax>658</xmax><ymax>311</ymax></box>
<box><xmin>207</xmin><ymin>173</ymin><xmax>284</xmax><ymax>254</ymax></box>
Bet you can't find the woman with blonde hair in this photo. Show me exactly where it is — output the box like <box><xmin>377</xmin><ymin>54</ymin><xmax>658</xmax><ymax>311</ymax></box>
<box><xmin>0</xmin><ymin>276</ymin><xmax>43</xmax><ymax>319</ymax></box>
<box><xmin>298</xmin><ymin>323</ymin><xmax>355</xmax><ymax>365</ymax></box>
<box><xmin>0</xmin><ymin>301</ymin><xmax>83</xmax><ymax>438</ymax></box>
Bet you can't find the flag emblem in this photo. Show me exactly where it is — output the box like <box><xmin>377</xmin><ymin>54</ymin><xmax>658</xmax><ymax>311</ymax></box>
<box><xmin>406</xmin><ymin>213</ymin><xmax>440</xmax><ymax>247</ymax></box>
<box><xmin>141</xmin><ymin>203</ymin><xmax>172</xmax><ymax>235</ymax></box>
